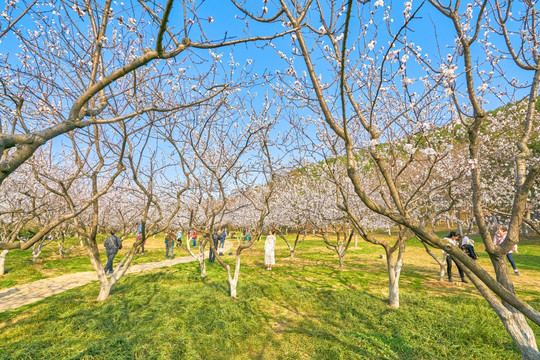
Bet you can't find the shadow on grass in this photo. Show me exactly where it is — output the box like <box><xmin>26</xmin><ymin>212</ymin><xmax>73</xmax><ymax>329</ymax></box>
<box><xmin>514</xmin><ymin>254</ymin><xmax>540</xmax><ymax>272</ymax></box>
<box><xmin>0</xmin><ymin>248</ymin><xmax>532</xmax><ymax>360</ymax></box>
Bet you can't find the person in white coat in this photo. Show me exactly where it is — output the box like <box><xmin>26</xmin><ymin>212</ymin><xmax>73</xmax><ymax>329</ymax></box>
<box><xmin>265</xmin><ymin>230</ymin><xmax>276</xmax><ymax>271</ymax></box>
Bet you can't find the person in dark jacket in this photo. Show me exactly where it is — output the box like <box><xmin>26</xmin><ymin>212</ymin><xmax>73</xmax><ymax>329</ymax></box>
<box><xmin>209</xmin><ymin>230</ymin><xmax>219</xmax><ymax>263</ymax></box>
<box><xmin>219</xmin><ymin>228</ymin><xmax>226</xmax><ymax>250</ymax></box>
<box><xmin>443</xmin><ymin>231</ymin><xmax>467</xmax><ymax>283</ymax></box>
<box><xmin>104</xmin><ymin>230</ymin><xmax>122</xmax><ymax>275</ymax></box>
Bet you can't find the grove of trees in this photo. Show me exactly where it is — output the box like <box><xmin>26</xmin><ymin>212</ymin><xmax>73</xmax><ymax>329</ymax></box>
<box><xmin>1</xmin><ymin>0</ymin><xmax>539</xmax><ymax>358</ymax></box>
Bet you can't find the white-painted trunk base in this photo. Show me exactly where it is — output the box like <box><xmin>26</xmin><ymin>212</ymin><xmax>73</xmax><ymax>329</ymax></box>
<box><xmin>0</xmin><ymin>250</ymin><xmax>8</xmax><ymax>275</ymax></box>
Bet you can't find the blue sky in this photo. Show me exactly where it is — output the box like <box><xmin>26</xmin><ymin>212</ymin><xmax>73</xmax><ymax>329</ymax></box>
<box><xmin>0</xmin><ymin>0</ymin><xmax>535</xmax><ymax>181</ymax></box>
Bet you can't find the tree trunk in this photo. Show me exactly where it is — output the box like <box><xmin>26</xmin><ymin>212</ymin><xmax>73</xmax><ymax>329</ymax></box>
<box><xmin>32</xmin><ymin>243</ymin><xmax>42</xmax><ymax>263</ymax></box>
<box><xmin>97</xmin><ymin>278</ymin><xmax>113</xmax><ymax>301</ymax></box>
<box><xmin>199</xmin><ymin>257</ymin><xmax>206</xmax><ymax>277</ymax></box>
<box><xmin>386</xmin><ymin>241</ymin><xmax>405</xmax><ymax>309</ymax></box>
<box><xmin>229</xmin><ymin>277</ymin><xmax>238</xmax><ymax>298</ymax></box>
<box><xmin>487</xmin><ymin>255</ymin><xmax>539</xmax><ymax>358</ymax></box>
<box><xmin>522</xmin><ymin>209</ymin><xmax>531</xmax><ymax>236</ymax></box>
<box><xmin>387</xmin><ymin>257</ymin><xmax>402</xmax><ymax>309</ymax></box>
<box><xmin>470</xmin><ymin>262</ymin><xmax>540</xmax><ymax>359</ymax></box>
<box><xmin>84</xmin><ymin>240</ymin><xmax>111</xmax><ymax>301</ymax></box>
<box><xmin>198</xmin><ymin>242</ymin><xmax>206</xmax><ymax>277</ymax></box>
<box><xmin>58</xmin><ymin>242</ymin><xmax>64</xmax><ymax>258</ymax></box>
<box><xmin>290</xmin><ymin>248</ymin><xmax>295</xmax><ymax>258</ymax></box>
<box><xmin>499</xmin><ymin>310</ymin><xmax>539</xmax><ymax>359</ymax></box>
<box><xmin>388</xmin><ymin>270</ymin><xmax>400</xmax><ymax>309</ymax></box>
<box><xmin>0</xmin><ymin>250</ymin><xmax>9</xmax><ymax>275</ymax></box>
<box><xmin>439</xmin><ymin>261</ymin><xmax>446</xmax><ymax>281</ymax></box>
<box><xmin>228</xmin><ymin>254</ymin><xmax>242</xmax><ymax>298</ymax></box>
<box><xmin>338</xmin><ymin>252</ymin><xmax>344</xmax><ymax>270</ymax></box>
<box><xmin>423</xmin><ymin>243</ymin><xmax>446</xmax><ymax>281</ymax></box>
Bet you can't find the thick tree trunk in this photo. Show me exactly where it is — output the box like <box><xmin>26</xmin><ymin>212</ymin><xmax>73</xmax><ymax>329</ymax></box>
<box><xmin>499</xmin><ymin>311</ymin><xmax>539</xmax><ymax>359</ymax></box>
<box><xmin>388</xmin><ymin>270</ymin><xmax>400</xmax><ymax>309</ymax></box>
<box><xmin>32</xmin><ymin>243</ymin><xmax>42</xmax><ymax>263</ymax></box>
<box><xmin>84</xmin><ymin>240</ymin><xmax>112</xmax><ymax>301</ymax></box>
<box><xmin>386</xmin><ymin>241</ymin><xmax>405</xmax><ymax>309</ymax></box>
<box><xmin>468</xmin><ymin>261</ymin><xmax>540</xmax><ymax>359</ymax></box>
<box><xmin>58</xmin><ymin>241</ymin><xmax>64</xmax><ymax>258</ymax></box>
<box><xmin>386</xmin><ymin>253</ymin><xmax>402</xmax><ymax>308</ymax></box>
<box><xmin>97</xmin><ymin>278</ymin><xmax>113</xmax><ymax>301</ymax></box>
<box><xmin>0</xmin><ymin>249</ymin><xmax>9</xmax><ymax>275</ymax></box>
<box><xmin>486</xmin><ymin>255</ymin><xmax>539</xmax><ymax>358</ymax></box>
<box><xmin>228</xmin><ymin>254</ymin><xmax>242</xmax><ymax>298</ymax></box>
<box><xmin>338</xmin><ymin>252</ymin><xmax>344</xmax><ymax>270</ymax></box>
<box><xmin>229</xmin><ymin>278</ymin><xmax>238</xmax><ymax>298</ymax></box>
<box><xmin>199</xmin><ymin>257</ymin><xmax>206</xmax><ymax>277</ymax></box>
<box><xmin>198</xmin><ymin>243</ymin><xmax>206</xmax><ymax>277</ymax></box>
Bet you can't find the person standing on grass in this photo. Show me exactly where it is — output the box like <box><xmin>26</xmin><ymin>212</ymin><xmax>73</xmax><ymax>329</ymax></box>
<box><xmin>136</xmin><ymin>233</ymin><xmax>146</xmax><ymax>255</ymax></box>
<box><xmin>443</xmin><ymin>231</ymin><xmax>467</xmax><ymax>283</ymax></box>
<box><xmin>265</xmin><ymin>230</ymin><xmax>276</xmax><ymax>271</ymax></box>
<box><xmin>165</xmin><ymin>232</ymin><xmax>174</xmax><ymax>259</ymax></box>
<box><xmin>104</xmin><ymin>230</ymin><xmax>122</xmax><ymax>275</ymax></box>
<box><xmin>219</xmin><ymin>228</ymin><xmax>226</xmax><ymax>250</ymax></box>
<box><xmin>192</xmin><ymin>230</ymin><xmax>198</xmax><ymax>247</ymax></box>
<box><xmin>493</xmin><ymin>225</ymin><xmax>520</xmax><ymax>276</ymax></box>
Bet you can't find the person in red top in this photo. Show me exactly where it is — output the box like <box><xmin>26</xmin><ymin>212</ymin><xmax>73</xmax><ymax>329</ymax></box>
<box><xmin>192</xmin><ymin>231</ymin><xmax>198</xmax><ymax>247</ymax></box>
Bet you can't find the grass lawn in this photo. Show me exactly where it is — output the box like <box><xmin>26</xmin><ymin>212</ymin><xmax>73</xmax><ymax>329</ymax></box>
<box><xmin>0</xmin><ymin>233</ymin><xmax>539</xmax><ymax>359</ymax></box>
<box><xmin>0</xmin><ymin>234</ymin><xmax>187</xmax><ymax>289</ymax></box>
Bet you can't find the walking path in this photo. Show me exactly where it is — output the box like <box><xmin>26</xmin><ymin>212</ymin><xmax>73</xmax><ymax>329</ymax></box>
<box><xmin>0</xmin><ymin>242</ymin><xmax>233</xmax><ymax>313</ymax></box>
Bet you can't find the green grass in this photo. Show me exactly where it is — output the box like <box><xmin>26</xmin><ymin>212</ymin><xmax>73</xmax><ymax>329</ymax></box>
<box><xmin>0</xmin><ymin>234</ymin><xmax>180</xmax><ymax>289</ymax></box>
<box><xmin>1</xmin><ymin>236</ymin><xmax>539</xmax><ymax>359</ymax></box>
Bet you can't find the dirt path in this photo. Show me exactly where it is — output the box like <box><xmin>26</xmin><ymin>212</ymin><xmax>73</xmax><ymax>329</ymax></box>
<box><xmin>0</xmin><ymin>242</ymin><xmax>233</xmax><ymax>313</ymax></box>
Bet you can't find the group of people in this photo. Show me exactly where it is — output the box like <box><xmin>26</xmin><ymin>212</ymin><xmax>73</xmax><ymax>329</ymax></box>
<box><xmin>163</xmin><ymin>229</ymin><xmax>216</xmax><ymax>259</ymax></box>
<box><xmin>103</xmin><ymin>223</ymin><xmax>522</xmax><ymax>279</ymax></box>
<box><xmin>444</xmin><ymin>225</ymin><xmax>520</xmax><ymax>283</ymax></box>
<box><xmin>209</xmin><ymin>229</ymin><xmax>228</xmax><ymax>263</ymax></box>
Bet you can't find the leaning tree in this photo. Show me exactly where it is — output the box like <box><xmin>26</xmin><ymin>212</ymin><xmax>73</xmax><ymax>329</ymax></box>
<box><xmin>233</xmin><ymin>0</ymin><xmax>540</xmax><ymax>357</ymax></box>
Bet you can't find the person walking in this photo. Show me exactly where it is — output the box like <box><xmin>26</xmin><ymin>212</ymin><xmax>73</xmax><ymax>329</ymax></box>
<box><xmin>104</xmin><ymin>230</ymin><xmax>122</xmax><ymax>276</ymax></box>
<box><xmin>265</xmin><ymin>230</ymin><xmax>276</xmax><ymax>271</ymax></box>
<box><xmin>165</xmin><ymin>232</ymin><xmax>174</xmax><ymax>259</ymax></box>
<box><xmin>443</xmin><ymin>231</ymin><xmax>467</xmax><ymax>283</ymax></box>
<box><xmin>493</xmin><ymin>225</ymin><xmax>520</xmax><ymax>276</ymax></box>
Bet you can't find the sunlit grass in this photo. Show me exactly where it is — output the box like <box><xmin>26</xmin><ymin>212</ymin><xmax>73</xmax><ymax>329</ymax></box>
<box><xmin>1</xmin><ymin>235</ymin><xmax>539</xmax><ymax>359</ymax></box>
